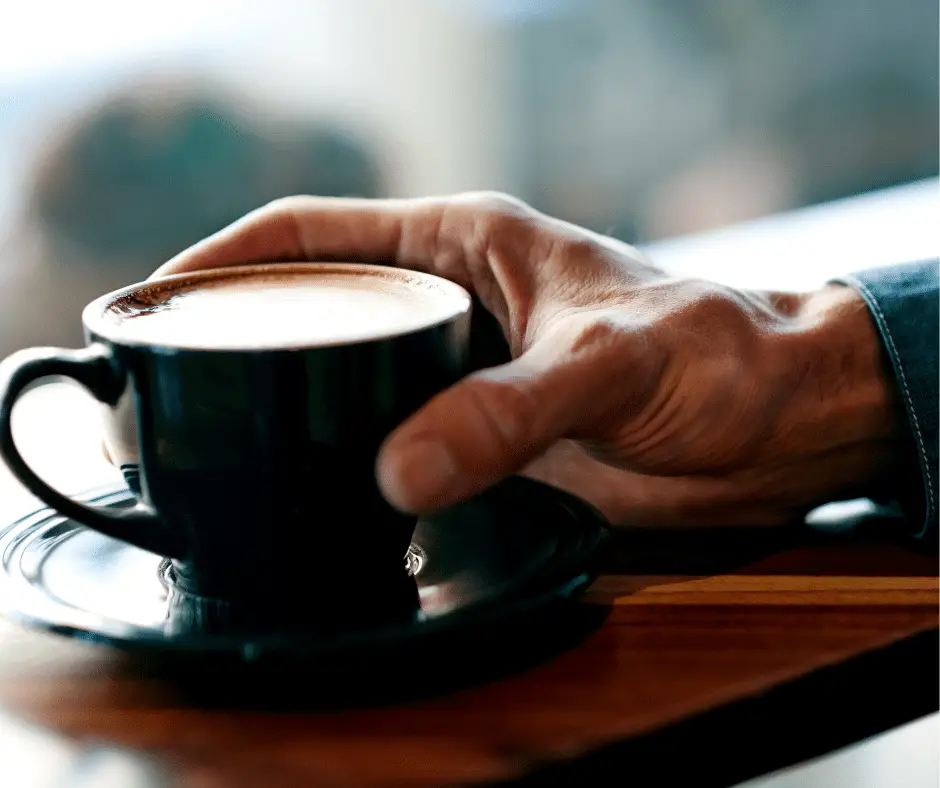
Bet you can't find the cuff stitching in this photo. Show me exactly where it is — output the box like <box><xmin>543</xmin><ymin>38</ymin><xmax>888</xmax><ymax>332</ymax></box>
<box><xmin>842</xmin><ymin>275</ymin><xmax>935</xmax><ymax>535</ymax></box>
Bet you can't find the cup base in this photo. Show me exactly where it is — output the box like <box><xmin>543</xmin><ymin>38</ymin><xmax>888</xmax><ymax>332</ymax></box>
<box><xmin>159</xmin><ymin>553</ymin><xmax>423</xmax><ymax>637</ymax></box>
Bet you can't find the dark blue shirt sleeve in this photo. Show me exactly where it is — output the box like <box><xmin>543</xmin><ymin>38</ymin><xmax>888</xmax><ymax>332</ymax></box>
<box><xmin>836</xmin><ymin>261</ymin><xmax>938</xmax><ymax>543</ymax></box>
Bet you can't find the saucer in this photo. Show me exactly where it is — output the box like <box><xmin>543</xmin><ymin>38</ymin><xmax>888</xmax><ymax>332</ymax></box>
<box><xmin>0</xmin><ymin>477</ymin><xmax>608</xmax><ymax>662</ymax></box>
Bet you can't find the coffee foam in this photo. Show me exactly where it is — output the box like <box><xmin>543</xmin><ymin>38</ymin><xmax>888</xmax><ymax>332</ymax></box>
<box><xmin>100</xmin><ymin>266</ymin><xmax>468</xmax><ymax>349</ymax></box>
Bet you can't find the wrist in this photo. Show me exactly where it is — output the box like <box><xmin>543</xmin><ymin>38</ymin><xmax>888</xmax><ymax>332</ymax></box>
<box><xmin>781</xmin><ymin>284</ymin><xmax>905</xmax><ymax>495</ymax></box>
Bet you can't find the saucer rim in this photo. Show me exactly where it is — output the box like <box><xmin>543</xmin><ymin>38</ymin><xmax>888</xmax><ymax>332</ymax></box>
<box><xmin>0</xmin><ymin>481</ymin><xmax>609</xmax><ymax>661</ymax></box>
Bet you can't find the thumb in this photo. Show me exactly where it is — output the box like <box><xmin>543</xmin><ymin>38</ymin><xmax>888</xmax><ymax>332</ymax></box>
<box><xmin>376</xmin><ymin>345</ymin><xmax>599</xmax><ymax>513</ymax></box>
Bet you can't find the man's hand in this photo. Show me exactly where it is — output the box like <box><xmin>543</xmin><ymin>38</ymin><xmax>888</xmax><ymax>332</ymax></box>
<box><xmin>153</xmin><ymin>193</ymin><xmax>903</xmax><ymax>527</ymax></box>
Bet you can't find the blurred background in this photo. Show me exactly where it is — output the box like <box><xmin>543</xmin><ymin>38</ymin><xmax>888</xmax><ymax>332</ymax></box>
<box><xmin>0</xmin><ymin>0</ymin><xmax>936</xmax><ymax>354</ymax></box>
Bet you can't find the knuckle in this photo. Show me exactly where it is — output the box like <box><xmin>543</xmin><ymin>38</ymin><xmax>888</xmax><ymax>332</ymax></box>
<box><xmin>453</xmin><ymin>193</ymin><xmax>538</xmax><ymax>250</ymax></box>
<box><xmin>445</xmin><ymin>194</ymin><xmax>539</xmax><ymax>275</ymax></box>
<box><xmin>252</xmin><ymin>196</ymin><xmax>318</xmax><ymax>235</ymax></box>
<box><xmin>456</xmin><ymin>191</ymin><xmax>533</xmax><ymax>218</ymax></box>
<box><xmin>668</xmin><ymin>284</ymin><xmax>772</xmax><ymax>389</ymax></box>
<box><xmin>260</xmin><ymin>195</ymin><xmax>309</xmax><ymax>215</ymax></box>
<box><xmin>483</xmin><ymin>210</ymin><xmax>527</xmax><ymax>256</ymax></box>
<box><xmin>678</xmin><ymin>281</ymin><xmax>757</xmax><ymax>334</ymax></box>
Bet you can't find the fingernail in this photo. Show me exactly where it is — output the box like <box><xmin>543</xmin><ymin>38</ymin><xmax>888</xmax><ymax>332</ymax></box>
<box><xmin>378</xmin><ymin>439</ymin><xmax>457</xmax><ymax>512</ymax></box>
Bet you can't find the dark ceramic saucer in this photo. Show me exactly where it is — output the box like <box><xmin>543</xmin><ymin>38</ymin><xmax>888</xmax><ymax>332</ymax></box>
<box><xmin>0</xmin><ymin>477</ymin><xmax>608</xmax><ymax>663</ymax></box>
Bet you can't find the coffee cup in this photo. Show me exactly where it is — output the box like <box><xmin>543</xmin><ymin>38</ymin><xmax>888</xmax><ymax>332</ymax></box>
<box><xmin>0</xmin><ymin>263</ymin><xmax>471</xmax><ymax>611</ymax></box>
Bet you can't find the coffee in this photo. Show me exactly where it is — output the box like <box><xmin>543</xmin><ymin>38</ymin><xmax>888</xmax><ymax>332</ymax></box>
<box><xmin>103</xmin><ymin>266</ymin><xmax>469</xmax><ymax>350</ymax></box>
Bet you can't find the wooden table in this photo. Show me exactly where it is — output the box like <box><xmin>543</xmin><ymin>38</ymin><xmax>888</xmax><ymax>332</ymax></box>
<box><xmin>0</xmin><ymin>182</ymin><xmax>937</xmax><ymax>787</ymax></box>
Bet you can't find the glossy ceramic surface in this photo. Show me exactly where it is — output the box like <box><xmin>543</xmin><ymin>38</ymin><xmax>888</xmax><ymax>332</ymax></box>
<box><xmin>0</xmin><ymin>477</ymin><xmax>608</xmax><ymax>661</ymax></box>
<box><xmin>0</xmin><ymin>263</ymin><xmax>471</xmax><ymax>595</ymax></box>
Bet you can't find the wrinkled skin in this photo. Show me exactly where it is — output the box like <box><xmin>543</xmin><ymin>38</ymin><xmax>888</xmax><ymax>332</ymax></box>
<box><xmin>148</xmin><ymin>193</ymin><xmax>902</xmax><ymax>528</ymax></box>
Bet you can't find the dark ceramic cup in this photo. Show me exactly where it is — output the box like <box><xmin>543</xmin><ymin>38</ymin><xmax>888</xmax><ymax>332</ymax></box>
<box><xmin>0</xmin><ymin>263</ymin><xmax>471</xmax><ymax>613</ymax></box>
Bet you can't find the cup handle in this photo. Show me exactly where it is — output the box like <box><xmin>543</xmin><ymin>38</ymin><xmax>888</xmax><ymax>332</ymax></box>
<box><xmin>0</xmin><ymin>344</ymin><xmax>185</xmax><ymax>558</ymax></box>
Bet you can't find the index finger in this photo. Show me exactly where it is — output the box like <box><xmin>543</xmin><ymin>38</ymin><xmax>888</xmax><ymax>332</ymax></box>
<box><xmin>151</xmin><ymin>195</ymin><xmax>469</xmax><ymax>289</ymax></box>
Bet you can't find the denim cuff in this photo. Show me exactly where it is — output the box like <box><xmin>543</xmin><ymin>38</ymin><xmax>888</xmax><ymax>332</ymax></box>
<box><xmin>835</xmin><ymin>261</ymin><xmax>938</xmax><ymax>542</ymax></box>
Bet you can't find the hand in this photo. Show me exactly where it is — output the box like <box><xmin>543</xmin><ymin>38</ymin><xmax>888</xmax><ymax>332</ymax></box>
<box><xmin>153</xmin><ymin>193</ymin><xmax>903</xmax><ymax>527</ymax></box>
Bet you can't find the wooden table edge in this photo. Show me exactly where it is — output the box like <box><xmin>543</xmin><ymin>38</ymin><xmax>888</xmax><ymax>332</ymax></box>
<box><xmin>484</xmin><ymin>623</ymin><xmax>939</xmax><ymax>787</ymax></box>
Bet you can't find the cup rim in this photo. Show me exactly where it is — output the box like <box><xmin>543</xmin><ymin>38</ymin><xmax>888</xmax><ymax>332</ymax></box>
<box><xmin>82</xmin><ymin>262</ymin><xmax>472</xmax><ymax>352</ymax></box>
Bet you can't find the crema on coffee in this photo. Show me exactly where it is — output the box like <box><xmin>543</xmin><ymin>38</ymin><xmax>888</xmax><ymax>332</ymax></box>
<box><xmin>100</xmin><ymin>266</ymin><xmax>469</xmax><ymax>349</ymax></box>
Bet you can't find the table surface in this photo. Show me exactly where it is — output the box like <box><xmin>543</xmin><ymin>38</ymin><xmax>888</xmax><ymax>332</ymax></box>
<box><xmin>0</xmin><ymin>183</ymin><xmax>937</xmax><ymax>787</ymax></box>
